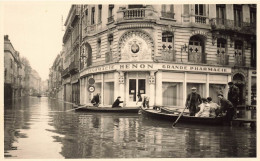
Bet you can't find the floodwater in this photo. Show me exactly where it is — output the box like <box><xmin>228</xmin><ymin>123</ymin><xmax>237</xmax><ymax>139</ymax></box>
<box><xmin>4</xmin><ymin>97</ymin><xmax>256</xmax><ymax>158</ymax></box>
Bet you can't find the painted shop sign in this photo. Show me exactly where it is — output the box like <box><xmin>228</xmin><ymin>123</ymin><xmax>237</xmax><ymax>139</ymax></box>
<box><xmin>80</xmin><ymin>63</ymin><xmax>231</xmax><ymax>76</ymax></box>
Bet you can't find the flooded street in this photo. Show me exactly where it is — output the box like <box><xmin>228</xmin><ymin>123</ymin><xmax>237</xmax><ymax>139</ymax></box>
<box><xmin>4</xmin><ymin>97</ymin><xmax>256</xmax><ymax>158</ymax></box>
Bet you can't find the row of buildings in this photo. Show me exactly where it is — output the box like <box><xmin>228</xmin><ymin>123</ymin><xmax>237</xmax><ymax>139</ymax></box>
<box><xmin>4</xmin><ymin>35</ymin><xmax>43</xmax><ymax>102</ymax></box>
<box><xmin>49</xmin><ymin>4</ymin><xmax>256</xmax><ymax>111</ymax></box>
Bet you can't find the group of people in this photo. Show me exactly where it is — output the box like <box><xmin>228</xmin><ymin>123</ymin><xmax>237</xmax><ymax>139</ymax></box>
<box><xmin>91</xmin><ymin>81</ymin><xmax>240</xmax><ymax>123</ymax></box>
<box><xmin>186</xmin><ymin>82</ymin><xmax>239</xmax><ymax>125</ymax></box>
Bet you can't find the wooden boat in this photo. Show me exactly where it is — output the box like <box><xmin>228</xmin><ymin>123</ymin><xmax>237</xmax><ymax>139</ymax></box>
<box><xmin>75</xmin><ymin>105</ymin><xmax>140</xmax><ymax>113</ymax></box>
<box><xmin>140</xmin><ymin>106</ymin><xmax>225</xmax><ymax>125</ymax></box>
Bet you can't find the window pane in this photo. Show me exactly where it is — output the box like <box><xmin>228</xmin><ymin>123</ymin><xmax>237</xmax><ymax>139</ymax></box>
<box><xmin>199</xmin><ymin>4</ymin><xmax>204</xmax><ymax>15</ymax></box>
<box><xmin>195</xmin><ymin>4</ymin><xmax>198</xmax><ymax>15</ymax></box>
<box><xmin>187</xmin><ymin>83</ymin><xmax>206</xmax><ymax>98</ymax></box>
<box><xmin>162</xmin><ymin>82</ymin><xmax>183</xmax><ymax>106</ymax></box>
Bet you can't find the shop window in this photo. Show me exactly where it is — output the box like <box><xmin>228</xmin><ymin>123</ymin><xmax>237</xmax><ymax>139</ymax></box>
<box><xmin>186</xmin><ymin>83</ymin><xmax>206</xmax><ymax>98</ymax></box>
<box><xmin>216</xmin><ymin>4</ymin><xmax>225</xmax><ymax>25</ymax></box>
<box><xmin>209</xmin><ymin>84</ymin><xmax>226</xmax><ymax>103</ymax></box>
<box><xmin>234</xmin><ymin>40</ymin><xmax>244</xmax><ymax>66</ymax></box>
<box><xmin>104</xmin><ymin>82</ymin><xmax>114</xmax><ymax>105</ymax></box>
<box><xmin>97</xmin><ymin>38</ymin><xmax>101</xmax><ymax>58</ymax></box>
<box><xmin>98</xmin><ymin>5</ymin><xmax>102</xmax><ymax>23</ymax></box>
<box><xmin>217</xmin><ymin>38</ymin><xmax>228</xmax><ymax>65</ymax></box>
<box><xmin>162</xmin><ymin>82</ymin><xmax>183</xmax><ymax>107</ymax></box>
<box><xmin>188</xmin><ymin>36</ymin><xmax>205</xmax><ymax>63</ymax></box>
<box><xmin>233</xmin><ymin>5</ymin><xmax>242</xmax><ymax>27</ymax></box>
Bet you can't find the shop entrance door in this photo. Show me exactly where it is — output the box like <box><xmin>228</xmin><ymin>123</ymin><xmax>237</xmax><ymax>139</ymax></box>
<box><xmin>129</xmin><ymin>79</ymin><xmax>146</xmax><ymax>105</ymax></box>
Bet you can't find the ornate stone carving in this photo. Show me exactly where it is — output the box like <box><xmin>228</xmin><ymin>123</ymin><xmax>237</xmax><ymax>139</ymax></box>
<box><xmin>118</xmin><ymin>30</ymin><xmax>154</xmax><ymax>62</ymax></box>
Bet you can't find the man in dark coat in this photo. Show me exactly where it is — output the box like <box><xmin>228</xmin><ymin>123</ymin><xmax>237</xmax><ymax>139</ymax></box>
<box><xmin>91</xmin><ymin>93</ymin><xmax>100</xmax><ymax>107</ymax></box>
<box><xmin>227</xmin><ymin>82</ymin><xmax>239</xmax><ymax>118</ymax></box>
<box><xmin>218</xmin><ymin>93</ymin><xmax>234</xmax><ymax>125</ymax></box>
<box><xmin>186</xmin><ymin>87</ymin><xmax>202</xmax><ymax>116</ymax></box>
<box><xmin>112</xmin><ymin>96</ymin><xmax>123</xmax><ymax>108</ymax></box>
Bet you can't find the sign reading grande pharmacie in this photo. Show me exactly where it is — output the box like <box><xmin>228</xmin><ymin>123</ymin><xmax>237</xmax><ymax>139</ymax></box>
<box><xmin>80</xmin><ymin>63</ymin><xmax>231</xmax><ymax>76</ymax></box>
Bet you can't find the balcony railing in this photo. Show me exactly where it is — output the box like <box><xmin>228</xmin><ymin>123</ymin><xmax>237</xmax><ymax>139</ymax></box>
<box><xmin>161</xmin><ymin>50</ymin><xmax>176</xmax><ymax>62</ymax></box>
<box><xmin>234</xmin><ymin>54</ymin><xmax>246</xmax><ymax>66</ymax></box>
<box><xmin>123</xmin><ymin>8</ymin><xmax>146</xmax><ymax>19</ymax></box>
<box><xmin>61</xmin><ymin>67</ymin><xmax>70</xmax><ymax>78</ymax></box>
<box><xmin>195</xmin><ymin>15</ymin><xmax>207</xmax><ymax>24</ymax></box>
<box><xmin>69</xmin><ymin>61</ymin><xmax>79</xmax><ymax>74</ymax></box>
<box><xmin>210</xmin><ymin>18</ymin><xmax>256</xmax><ymax>34</ymax></box>
<box><xmin>217</xmin><ymin>54</ymin><xmax>229</xmax><ymax>65</ymax></box>
<box><xmin>161</xmin><ymin>12</ymin><xmax>175</xmax><ymax>19</ymax></box>
<box><xmin>188</xmin><ymin>52</ymin><xmax>207</xmax><ymax>64</ymax></box>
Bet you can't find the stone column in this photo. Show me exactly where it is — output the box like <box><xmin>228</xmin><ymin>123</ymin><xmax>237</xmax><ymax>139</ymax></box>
<box><xmin>114</xmin><ymin>72</ymin><xmax>119</xmax><ymax>100</ymax></box>
<box><xmin>206</xmin><ymin>73</ymin><xmax>210</xmax><ymax>97</ymax></box>
<box><xmin>149</xmin><ymin>71</ymin><xmax>156</xmax><ymax>107</ymax></box>
<box><xmin>119</xmin><ymin>71</ymin><xmax>125</xmax><ymax>105</ymax></box>
<box><xmin>183</xmin><ymin>72</ymin><xmax>187</xmax><ymax>107</ymax></box>
<box><xmin>155</xmin><ymin>71</ymin><xmax>162</xmax><ymax>106</ymax></box>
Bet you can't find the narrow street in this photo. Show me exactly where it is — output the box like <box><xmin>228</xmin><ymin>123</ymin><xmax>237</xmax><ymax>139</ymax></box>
<box><xmin>4</xmin><ymin>97</ymin><xmax>256</xmax><ymax>158</ymax></box>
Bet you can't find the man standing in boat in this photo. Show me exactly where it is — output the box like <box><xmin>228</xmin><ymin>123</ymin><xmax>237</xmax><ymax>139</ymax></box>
<box><xmin>185</xmin><ymin>87</ymin><xmax>202</xmax><ymax>116</ymax></box>
<box><xmin>217</xmin><ymin>93</ymin><xmax>234</xmax><ymax>126</ymax></box>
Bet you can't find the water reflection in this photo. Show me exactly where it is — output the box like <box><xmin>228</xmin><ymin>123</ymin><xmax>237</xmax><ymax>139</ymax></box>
<box><xmin>4</xmin><ymin>97</ymin><xmax>256</xmax><ymax>158</ymax></box>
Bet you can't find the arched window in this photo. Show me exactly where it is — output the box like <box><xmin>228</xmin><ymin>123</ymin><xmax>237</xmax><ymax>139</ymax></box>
<box><xmin>217</xmin><ymin>38</ymin><xmax>228</xmax><ymax>65</ymax></box>
<box><xmin>188</xmin><ymin>35</ymin><xmax>205</xmax><ymax>63</ymax></box>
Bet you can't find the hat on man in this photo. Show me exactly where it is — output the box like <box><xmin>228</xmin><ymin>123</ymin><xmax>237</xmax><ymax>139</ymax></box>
<box><xmin>191</xmin><ymin>87</ymin><xmax>197</xmax><ymax>90</ymax></box>
<box><xmin>228</xmin><ymin>82</ymin><xmax>234</xmax><ymax>85</ymax></box>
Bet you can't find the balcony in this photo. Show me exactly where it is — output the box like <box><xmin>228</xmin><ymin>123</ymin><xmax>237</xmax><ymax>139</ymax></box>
<box><xmin>123</xmin><ymin>8</ymin><xmax>146</xmax><ymax>19</ymax></box>
<box><xmin>210</xmin><ymin>18</ymin><xmax>256</xmax><ymax>35</ymax></box>
<box><xmin>188</xmin><ymin>52</ymin><xmax>207</xmax><ymax>64</ymax></box>
<box><xmin>195</xmin><ymin>15</ymin><xmax>207</xmax><ymax>24</ymax></box>
<box><xmin>61</xmin><ymin>67</ymin><xmax>70</xmax><ymax>78</ymax></box>
<box><xmin>69</xmin><ymin>61</ymin><xmax>79</xmax><ymax>74</ymax></box>
<box><xmin>234</xmin><ymin>54</ymin><xmax>246</xmax><ymax>66</ymax></box>
<box><xmin>217</xmin><ymin>54</ymin><xmax>229</xmax><ymax>66</ymax></box>
<box><xmin>161</xmin><ymin>50</ymin><xmax>176</xmax><ymax>62</ymax></box>
<box><xmin>161</xmin><ymin>12</ymin><xmax>175</xmax><ymax>19</ymax></box>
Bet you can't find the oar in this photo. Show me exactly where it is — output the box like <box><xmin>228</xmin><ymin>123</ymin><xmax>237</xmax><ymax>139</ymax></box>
<box><xmin>66</xmin><ymin>106</ymin><xmax>85</xmax><ymax>112</ymax></box>
<box><xmin>172</xmin><ymin>107</ymin><xmax>187</xmax><ymax>127</ymax></box>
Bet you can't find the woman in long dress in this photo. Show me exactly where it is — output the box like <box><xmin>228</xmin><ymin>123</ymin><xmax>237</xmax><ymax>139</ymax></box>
<box><xmin>195</xmin><ymin>98</ymin><xmax>211</xmax><ymax>117</ymax></box>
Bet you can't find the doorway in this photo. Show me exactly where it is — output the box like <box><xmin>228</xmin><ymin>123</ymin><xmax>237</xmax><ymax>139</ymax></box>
<box><xmin>129</xmin><ymin>79</ymin><xmax>146</xmax><ymax>102</ymax></box>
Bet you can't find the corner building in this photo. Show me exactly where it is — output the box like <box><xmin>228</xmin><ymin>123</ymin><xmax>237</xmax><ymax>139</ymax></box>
<box><xmin>78</xmin><ymin>4</ymin><xmax>256</xmax><ymax>108</ymax></box>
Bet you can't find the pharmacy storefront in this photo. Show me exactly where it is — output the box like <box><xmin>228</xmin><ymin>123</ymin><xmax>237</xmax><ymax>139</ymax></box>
<box><xmin>80</xmin><ymin>63</ymin><xmax>232</xmax><ymax>108</ymax></box>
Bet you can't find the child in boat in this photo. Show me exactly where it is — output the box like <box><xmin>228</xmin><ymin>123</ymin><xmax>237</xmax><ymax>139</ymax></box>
<box><xmin>207</xmin><ymin>97</ymin><xmax>220</xmax><ymax>117</ymax></box>
<box><xmin>195</xmin><ymin>98</ymin><xmax>211</xmax><ymax>117</ymax></box>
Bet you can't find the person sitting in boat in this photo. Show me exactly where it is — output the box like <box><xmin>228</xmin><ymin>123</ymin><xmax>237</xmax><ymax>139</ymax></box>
<box><xmin>195</xmin><ymin>98</ymin><xmax>211</xmax><ymax>117</ymax></box>
<box><xmin>91</xmin><ymin>93</ymin><xmax>100</xmax><ymax>107</ymax></box>
<box><xmin>112</xmin><ymin>96</ymin><xmax>123</xmax><ymax>108</ymax></box>
<box><xmin>207</xmin><ymin>97</ymin><xmax>220</xmax><ymax>117</ymax></box>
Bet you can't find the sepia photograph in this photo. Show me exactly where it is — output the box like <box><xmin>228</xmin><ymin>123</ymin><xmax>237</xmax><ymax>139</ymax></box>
<box><xmin>1</xmin><ymin>0</ymin><xmax>258</xmax><ymax>159</ymax></box>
